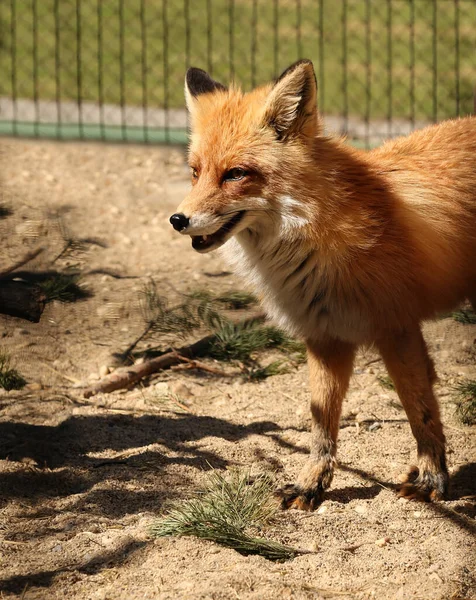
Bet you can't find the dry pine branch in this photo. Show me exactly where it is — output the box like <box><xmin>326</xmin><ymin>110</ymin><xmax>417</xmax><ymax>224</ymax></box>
<box><xmin>82</xmin><ymin>312</ymin><xmax>266</xmax><ymax>398</ymax></box>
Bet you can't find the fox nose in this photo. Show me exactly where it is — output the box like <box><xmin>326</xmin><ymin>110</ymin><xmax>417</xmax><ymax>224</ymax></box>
<box><xmin>169</xmin><ymin>213</ymin><xmax>189</xmax><ymax>232</ymax></box>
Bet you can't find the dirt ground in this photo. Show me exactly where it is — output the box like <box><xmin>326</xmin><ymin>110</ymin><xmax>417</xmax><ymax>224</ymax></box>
<box><xmin>0</xmin><ymin>137</ymin><xmax>475</xmax><ymax>600</ymax></box>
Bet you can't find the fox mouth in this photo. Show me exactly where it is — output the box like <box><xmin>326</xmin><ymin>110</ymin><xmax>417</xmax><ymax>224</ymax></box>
<box><xmin>191</xmin><ymin>211</ymin><xmax>246</xmax><ymax>252</ymax></box>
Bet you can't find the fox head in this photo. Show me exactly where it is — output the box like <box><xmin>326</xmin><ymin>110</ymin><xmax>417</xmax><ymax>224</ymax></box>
<box><xmin>170</xmin><ymin>59</ymin><xmax>321</xmax><ymax>253</ymax></box>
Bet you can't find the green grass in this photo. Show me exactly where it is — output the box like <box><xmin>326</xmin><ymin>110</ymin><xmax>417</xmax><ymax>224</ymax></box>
<box><xmin>0</xmin><ymin>351</ymin><xmax>26</xmax><ymax>391</ymax></box>
<box><xmin>455</xmin><ymin>380</ymin><xmax>476</xmax><ymax>425</ymax></box>
<box><xmin>1</xmin><ymin>0</ymin><xmax>474</xmax><ymax>123</ymax></box>
<box><xmin>151</xmin><ymin>470</ymin><xmax>298</xmax><ymax>561</ymax></box>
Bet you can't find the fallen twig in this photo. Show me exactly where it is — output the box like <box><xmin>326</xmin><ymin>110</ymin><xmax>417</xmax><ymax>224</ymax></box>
<box><xmin>82</xmin><ymin>334</ymin><xmax>216</xmax><ymax>398</ymax></box>
<box><xmin>82</xmin><ymin>312</ymin><xmax>265</xmax><ymax>398</ymax></box>
<box><xmin>171</xmin><ymin>353</ymin><xmax>232</xmax><ymax>377</ymax></box>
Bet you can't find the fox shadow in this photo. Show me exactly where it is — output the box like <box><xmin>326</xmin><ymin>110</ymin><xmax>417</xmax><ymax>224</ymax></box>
<box><xmin>0</xmin><ymin>411</ymin><xmax>306</xmax><ymax>512</ymax></box>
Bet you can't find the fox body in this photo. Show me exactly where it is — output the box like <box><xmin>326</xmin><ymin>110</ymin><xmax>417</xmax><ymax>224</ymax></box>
<box><xmin>170</xmin><ymin>60</ymin><xmax>476</xmax><ymax>509</ymax></box>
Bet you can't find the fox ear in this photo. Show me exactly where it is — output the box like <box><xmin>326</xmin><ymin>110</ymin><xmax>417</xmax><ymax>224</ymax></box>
<box><xmin>185</xmin><ymin>68</ymin><xmax>227</xmax><ymax>112</ymax></box>
<box><xmin>263</xmin><ymin>59</ymin><xmax>318</xmax><ymax>140</ymax></box>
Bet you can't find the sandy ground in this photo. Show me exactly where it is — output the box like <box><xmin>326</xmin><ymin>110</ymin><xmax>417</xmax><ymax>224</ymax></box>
<box><xmin>0</xmin><ymin>138</ymin><xmax>475</xmax><ymax>600</ymax></box>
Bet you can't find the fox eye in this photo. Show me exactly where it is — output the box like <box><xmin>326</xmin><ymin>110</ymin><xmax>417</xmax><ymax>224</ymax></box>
<box><xmin>191</xmin><ymin>167</ymin><xmax>199</xmax><ymax>180</ymax></box>
<box><xmin>223</xmin><ymin>168</ymin><xmax>247</xmax><ymax>182</ymax></box>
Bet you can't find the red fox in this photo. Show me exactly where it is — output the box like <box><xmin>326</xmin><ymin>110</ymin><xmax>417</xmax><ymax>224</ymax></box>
<box><xmin>170</xmin><ymin>59</ymin><xmax>476</xmax><ymax>510</ymax></box>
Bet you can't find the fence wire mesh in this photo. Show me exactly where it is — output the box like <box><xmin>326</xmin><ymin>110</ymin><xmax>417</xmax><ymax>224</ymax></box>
<box><xmin>0</xmin><ymin>0</ymin><xmax>475</xmax><ymax>146</ymax></box>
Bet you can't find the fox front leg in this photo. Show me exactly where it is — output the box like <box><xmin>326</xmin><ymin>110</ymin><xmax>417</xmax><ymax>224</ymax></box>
<box><xmin>376</xmin><ymin>328</ymin><xmax>448</xmax><ymax>501</ymax></box>
<box><xmin>278</xmin><ymin>338</ymin><xmax>356</xmax><ymax>510</ymax></box>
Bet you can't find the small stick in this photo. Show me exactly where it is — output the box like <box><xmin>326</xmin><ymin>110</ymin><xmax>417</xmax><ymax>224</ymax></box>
<box><xmin>40</xmin><ymin>362</ymin><xmax>81</xmax><ymax>384</ymax></box>
<box><xmin>171</xmin><ymin>353</ymin><xmax>232</xmax><ymax>377</ymax></box>
<box><xmin>82</xmin><ymin>334</ymin><xmax>216</xmax><ymax>398</ymax></box>
<box><xmin>83</xmin><ymin>313</ymin><xmax>266</xmax><ymax>398</ymax></box>
<box><xmin>279</xmin><ymin>391</ymin><xmax>299</xmax><ymax>402</ymax></box>
<box><xmin>165</xmin><ymin>395</ymin><xmax>194</xmax><ymax>413</ymax></box>
<box><xmin>341</xmin><ymin>542</ymin><xmax>368</xmax><ymax>552</ymax></box>
<box><xmin>363</xmin><ymin>357</ymin><xmax>382</xmax><ymax>367</ymax></box>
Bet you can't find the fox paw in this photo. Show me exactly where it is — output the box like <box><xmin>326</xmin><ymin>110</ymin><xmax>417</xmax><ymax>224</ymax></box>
<box><xmin>275</xmin><ymin>483</ymin><xmax>325</xmax><ymax>511</ymax></box>
<box><xmin>397</xmin><ymin>466</ymin><xmax>448</xmax><ymax>502</ymax></box>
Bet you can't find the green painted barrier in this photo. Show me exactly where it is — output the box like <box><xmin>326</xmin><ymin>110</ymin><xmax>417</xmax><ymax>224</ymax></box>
<box><xmin>0</xmin><ymin>121</ymin><xmax>189</xmax><ymax>145</ymax></box>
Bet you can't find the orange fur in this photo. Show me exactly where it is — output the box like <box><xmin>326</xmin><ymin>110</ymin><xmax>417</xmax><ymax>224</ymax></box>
<box><xmin>171</xmin><ymin>60</ymin><xmax>476</xmax><ymax>508</ymax></box>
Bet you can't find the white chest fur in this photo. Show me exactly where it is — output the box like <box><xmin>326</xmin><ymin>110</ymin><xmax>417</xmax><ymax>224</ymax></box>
<box><xmin>219</xmin><ymin>191</ymin><xmax>374</xmax><ymax>345</ymax></box>
<box><xmin>221</xmin><ymin>231</ymin><xmax>331</xmax><ymax>340</ymax></box>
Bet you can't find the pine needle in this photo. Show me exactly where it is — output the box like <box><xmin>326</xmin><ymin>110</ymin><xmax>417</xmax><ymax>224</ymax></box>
<box><xmin>0</xmin><ymin>351</ymin><xmax>26</xmax><ymax>390</ymax></box>
<box><xmin>451</xmin><ymin>309</ymin><xmax>476</xmax><ymax>325</ymax></box>
<box><xmin>244</xmin><ymin>361</ymin><xmax>290</xmax><ymax>382</ymax></box>
<box><xmin>377</xmin><ymin>375</ymin><xmax>395</xmax><ymax>391</ymax></box>
<box><xmin>140</xmin><ymin>281</ymin><xmax>226</xmax><ymax>339</ymax></box>
<box><xmin>40</xmin><ymin>272</ymin><xmax>89</xmax><ymax>303</ymax></box>
<box><xmin>139</xmin><ymin>283</ymin><xmax>305</xmax><ymax>377</ymax></box>
<box><xmin>209</xmin><ymin>322</ymin><xmax>290</xmax><ymax>361</ymax></box>
<box><xmin>455</xmin><ymin>380</ymin><xmax>476</xmax><ymax>425</ymax></box>
<box><xmin>215</xmin><ymin>290</ymin><xmax>258</xmax><ymax>309</ymax></box>
<box><xmin>152</xmin><ymin>470</ymin><xmax>298</xmax><ymax>561</ymax></box>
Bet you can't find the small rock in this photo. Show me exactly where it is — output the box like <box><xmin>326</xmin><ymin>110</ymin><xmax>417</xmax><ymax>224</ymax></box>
<box><xmin>413</xmin><ymin>511</ymin><xmax>422</xmax><ymax>518</ymax></box>
<box><xmin>429</xmin><ymin>572</ymin><xmax>443</xmax><ymax>584</ymax></box>
<box><xmin>375</xmin><ymin>537</ymin><xmax>390</xmax><ymax>547</ymax></box>
<box><xmin>354</xmin><ymin>504</ymin><xmax>368</xmax><ymax>516</ymax></box>
<box><xmin>25</xmin><ymin>382</ymin><xmax>42</xmax><ymax>391</ymax></box>
<box><xmin>99</xmin><ymin>365</ymin><xmax>110</xmax><ymax>377</ymax></box>
<box><xmin>154</xmin><ymin>382</ymin><xmax>169</xmax><ymax>395</ymax></box>
<box><xmin>368</xmin><ymin>422</ymin><xmax>382</xmax><ymax>432</ymax></box>
<box><xmin>309</xmin><ymin>541</ymin><xmax>320</xmax><ymax>552</ymax></box>
<box><xmin>316</xmin><ymin>505</ymin><xmax>328</xmax><ymax>515</ymax></box>
<box><xmin>52</xmin><ymin>544</ymin><xmax>63</xmax><ymax>553</ymax></box>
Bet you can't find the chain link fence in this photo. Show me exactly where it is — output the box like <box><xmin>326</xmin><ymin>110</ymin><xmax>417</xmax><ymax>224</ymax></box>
<box><xmin>0</xmin><ymin>0</ymin><xmax>474</xmax><ymax>146</ymax></box>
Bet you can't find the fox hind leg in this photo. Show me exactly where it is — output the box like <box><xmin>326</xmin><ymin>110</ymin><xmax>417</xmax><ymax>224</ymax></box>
<box><xmin>377</xmin><ymin>327</ymin><xmax>448</xmax><ymax>501</ymax></box>
<box><xmin>278</xmin><ymin>338</ymin><xmax>356</xmax><ymax>510</ymax></box>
